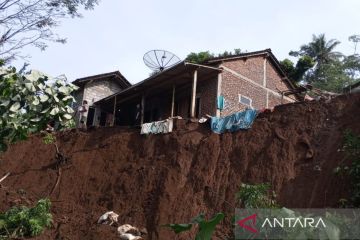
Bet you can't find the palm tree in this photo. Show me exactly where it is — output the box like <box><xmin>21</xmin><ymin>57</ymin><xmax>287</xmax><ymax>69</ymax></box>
<box><xmin>290</xmin><ymin>34</ymin><xmax>342</xmax><ymax>66</ymax></box>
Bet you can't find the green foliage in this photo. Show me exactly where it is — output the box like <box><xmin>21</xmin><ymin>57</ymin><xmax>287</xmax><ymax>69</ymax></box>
<box><xmin>348</xmin><ymin>35</ymin><xmax>360</xmax><ymax>54</ymax></box>
<box><xmin>0</xmin><ymin>67</ymin><xmax>78</xmax><ymax>152</ymax></box>
<box><xmin>163</xmin><ymin>213</ymin><xmax>224</xmax><ymax>240</ymax></box>
<box><xmin>234</xmin><ymin>48</ymin><xmax>242</xmax><ymax>55</ymax></box>
<box><xmin>343</xmin><ymin>131</ymin><xmax>360</xmax><ymax>206</ymax></box>
<box><xmin>289</xmin><ymin>33</ymin><xmax>341</xmax><ymax>64</ymax></box>
<box><xmin>309</xmin><ymin>60</ymin><xmax>354</xmax><ymax>93</ymax></box>
<box><xmin>42</xmin><ymin>133</ymin><xmax>56</xmax><ymax>145</ymax></box>
<box><xmin>186</xmin><ymin>51</ymin><xmax>214</xmax><ymax>63</ymax></box>
<box><xmin>280</xmin><ymin>59</ymin><xmax>295</xmax><ymax>77</ymax></box>
<box><xmin>186</xmin><ymin>49</ymin><xmax>243</xmax><ymax>63</ymax></box>
<box><xmin>194</xmin><ymin>213</ymin><xmax>224</xmax><ymax>240</ymax></box>
<box><xmin>280</xmin><ymin>56</ymin><xmax>315</xmax><ymax>83</ymax></box>
<box><xmin>236</xmin><ymin>183</ymin><xmax>278</xmax><ymax>208</ymax></box>
<box><xmin>293</xmin><ymin>56</ymin><xmax>315</xmax><ymax>81</ymax></box>
<box><xmin>218</xmin><ymin>51</ymin><xmax>231</xmax><ymax>58</ymax></box>
<box><xmin>286</xmin><ymin>33</ymin><xmax>360</xmax><ymax>92</ymax></box>
<box><xmin>333</xmin><ymin>130</ymin><xmax>360</xmax><ymax>207</ymax></box>
<box><xmin>163</xmin><ymin>223</ymin><xmax>192</xmax><ymax>234</ymax></box>
<box><xmin>0</xmin><ymin>199</ymin><xmax>52</xmax><ymax>239</ymax></box>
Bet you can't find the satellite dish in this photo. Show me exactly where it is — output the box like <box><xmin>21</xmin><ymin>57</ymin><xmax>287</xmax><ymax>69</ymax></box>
<box><xmin>143</xmin><ymin>50</ymin><xmax>181</xmax><ymax>72</ymax></box>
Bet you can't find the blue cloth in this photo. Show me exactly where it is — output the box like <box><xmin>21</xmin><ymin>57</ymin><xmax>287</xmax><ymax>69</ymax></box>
<box><xmin>217</xmin><ymin>95</ymin><xmax>225</xmax><ymax>110</ymax></box>
<box><xmin>210</xmin><ymin>109</ymin><xmax>258</xmax><ymax>134</ymax></box>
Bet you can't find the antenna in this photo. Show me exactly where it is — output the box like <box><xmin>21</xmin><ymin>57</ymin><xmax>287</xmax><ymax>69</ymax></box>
<box><xmin>143</xmin><ymin>50</ymin><xmax>181</xmax><ymax>72</ymax></box>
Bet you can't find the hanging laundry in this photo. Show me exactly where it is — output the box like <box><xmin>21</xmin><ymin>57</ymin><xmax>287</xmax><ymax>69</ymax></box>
<box><xmin>140</xmin><ymin>119</ymin><xmax>173</xmax><ymax>134</ymax></box>
<box><xmin>217</xmin><ymin>95</ymin><xmax>225</xmax><ymax>110</ymax></box>
<box><xmin>210</xmin><ymin>109</ymin><xmax>258</xmax><ymax>134</ymax></box>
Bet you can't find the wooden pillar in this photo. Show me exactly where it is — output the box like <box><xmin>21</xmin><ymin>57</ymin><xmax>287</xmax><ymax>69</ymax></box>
<box><xmin>190</xmin><ymin>70</ymin><xmax>198</xmax><ymax>118</ymax></box>
<box><xmin>171</xmin><ymin>84</ymin><xmax>176</xmax><ymax>117</ymax></box>
<box><xmin>141</xmin><ymin>94</ymin><xmax>145</xmax><ymax>124</ymax></box>
<box><xmin>112</xmin><ymin>95</ymin><xmax>117</xmax><ymax>126</ymax></box>
<box><xmin>216</xmin><ymin>72</ymin><xmax>222</xmax><ymax>117</ymax></box>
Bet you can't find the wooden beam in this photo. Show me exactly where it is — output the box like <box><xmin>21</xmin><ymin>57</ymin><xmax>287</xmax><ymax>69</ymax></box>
<box><xmin>141</xmin><ymin>94</ymin><xmax>145</xmax><ymax>124</ymax></box>
<box><xmin>171</xmin><ymin>84</ymin><xmax>176</xmax><ymax>117</ymax></box>
<box><xmin>184</xmin><ymin>62</ymin><xmax>223</xmax><ymax>71</ymax></box>
<box><xmin>190</xmin><ymin>70</ymin><xmax>198</xmax><ymax>118</ymax></box>
<box><xmin>112</xmin><ymin>95</ymin><xmax>117</xmax><ymax>126</ymax></box>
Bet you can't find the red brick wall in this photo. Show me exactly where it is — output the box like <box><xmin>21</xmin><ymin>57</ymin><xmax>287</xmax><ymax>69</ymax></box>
<box><xmin>220</xmin><ymin>55</ymin><xmax>293</xmax><ymax>116</ymax></box>
<box><xmin>221</xmin><ymin>70</ymin><xmax>267</xmax><ymax>116</ymax></box>
<box><xmin>197</xmin><ymin>77</ymin><xmax>217</xmax><ymax>116</ymax></box>
<box><xmin>266</xmin><ymin>61</ymin><xmax>290</xmax><ymax>92</ymax></box>
<box><xmin>222</xmin><ymin>57</ymin><xmax>265</xmax><ymax>86</ymax></box>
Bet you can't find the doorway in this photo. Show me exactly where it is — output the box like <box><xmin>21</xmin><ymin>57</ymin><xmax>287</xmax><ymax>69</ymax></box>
<box><xmin>86</xmin><ymin>107</ymin><xmax>95</xmax><ymax>126</ymax></box>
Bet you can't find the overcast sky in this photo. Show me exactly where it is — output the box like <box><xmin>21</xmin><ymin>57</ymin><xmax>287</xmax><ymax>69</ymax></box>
<box><xmin>14</xmin><ymin>0</ymin><xmax>360</xmax><ymax>84</ymax></box>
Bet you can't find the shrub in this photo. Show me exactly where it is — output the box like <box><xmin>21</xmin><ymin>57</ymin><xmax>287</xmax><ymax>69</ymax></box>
<box><xmin>236</xmin><ymin>183</ymin><xmax>278</xmax><ymax>208</ymax></box>
<box><xmin>0</xmin><ymin>67</ymin><xmax>78</xmax><ymax>152</ymax></box>
<box><xmin>338</xmin><ymin>130</ymin><xmax>360</xmax><ymax>206</ymax></box>
<box><xmin>163</xmin><ymin>212</ymin><xmax>224</xmax><ymax>240</ymax></box>
<box><xmin>0</xmin><ymin>199</ymin><xmax>52</xmax><ymax>239</ymax></box>
<box><xmin>42</xmin><ymin>133</ymin><xmax>56</xmax><ymax>145</ymax></box>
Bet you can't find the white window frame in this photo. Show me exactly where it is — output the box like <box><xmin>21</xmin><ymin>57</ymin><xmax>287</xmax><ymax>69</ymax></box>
<box><xmin>238</xmin><ymin>94</ymin><xmax>253</xmax><ymax>107</ymax></box>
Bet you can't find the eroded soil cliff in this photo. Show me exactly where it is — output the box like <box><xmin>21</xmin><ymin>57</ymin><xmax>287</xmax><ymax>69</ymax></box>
<box><xmin>0</xmin><ymin>94</ymin><xmax>359</xmax><ymax>239</ymax></box>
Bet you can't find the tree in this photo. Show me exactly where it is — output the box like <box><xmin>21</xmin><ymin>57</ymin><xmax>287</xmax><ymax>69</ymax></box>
<box><xmin>0</xmin><ymin>65</ymin><xmax>78</xmax><ymax>151</ymax></box>
<box><xmin>186</xmin><ymin>48</ymin><xmax>243</xmax><ymax>64</ymax></box>
<box><xmin>280</xmin><ymin>56</ymin><xmax>315</xmax><ymax>83</ymax></box>
<box><xmin>285</xmin><ymin>34</ymin><xmax>360</xmax><ymax>93</ymax></box>
<box><xmin>234</xmin><ymin>48</ymin><xmax>242</xmax><ymax>55</ymax></box>
<box><xmin>289</xmin><ymin>34</ymin><xmax>341</xmax><ymax>66</ymax></box>
<box><xmin>186</xmin><ymin>51</ymin><xmax>214</xmax><ymax>63</ymax></box>
<box><xmin>307</xmin><ymin>60</ymin><xmax>354</xmax><ymax>93</ymax></box>
<box><xmin>0</xmin><ymin>0</ymin><xmax>98</xmax><ymax>62</ymax></box>
<box><xmin>349</xmin><ymin>35</ymin><xmax>360</xmax><ymax>54</ymax></box>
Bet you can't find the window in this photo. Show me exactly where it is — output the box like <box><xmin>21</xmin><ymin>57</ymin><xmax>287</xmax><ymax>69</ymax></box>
<box><xmin>239</xmin><ymin>94</ymin><xmax>252</xmax><ymax>107</ymax></box>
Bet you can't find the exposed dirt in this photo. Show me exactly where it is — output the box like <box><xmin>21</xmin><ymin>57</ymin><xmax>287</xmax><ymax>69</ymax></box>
<box><xmin>0</xmin><ymin>93</ymin><xmax>359</xmax><ymax>239</ymax></box>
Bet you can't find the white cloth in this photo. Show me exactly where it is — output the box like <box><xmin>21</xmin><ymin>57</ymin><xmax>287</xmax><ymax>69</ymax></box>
<box><xmin>118</xmin><ymin>224</ymin><xmax>143</xmax><ymax>240</ymax></box>
<box><xmin>119</xmin><ymin>233</ymin><xmax>142</xmax><ymax>240</ymax></box>
<box><xmin>97</xmin><ymin>211</ymin><xmax>119</xmax><ymax>225</ymax></box>
<box><xmin>140</xmin><ymin>119</ymin><xmax>173</xmax><ymax>135</ymax></box>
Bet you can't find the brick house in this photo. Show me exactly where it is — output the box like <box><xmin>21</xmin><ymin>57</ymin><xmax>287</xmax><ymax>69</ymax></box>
<box><xmin>72</xmin><ymin>71</ymin><xmax>131</xmax><ymax>126</ymax></box>
<box><xmin>93</xmin><ymin>49</ymin><xmax>297</xmax><ymax>126</ymax></box>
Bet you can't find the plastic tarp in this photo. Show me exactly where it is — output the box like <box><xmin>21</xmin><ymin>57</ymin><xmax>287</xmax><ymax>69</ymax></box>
<box><xmin>210</xmin><ymin>109</ymin><xmax>258</xmax><ymax>134</ymax></box>
<box><xmin>141</xmin><ymin>119</ymin><xmax>173</xmax><ymax>135</ymax></box>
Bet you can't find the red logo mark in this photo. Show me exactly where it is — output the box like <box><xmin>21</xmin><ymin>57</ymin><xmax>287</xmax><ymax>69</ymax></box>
<box><xmin>237</xmin><ymin>213</ymin><xmax>258</xmax><ymax>233</ymax></box>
